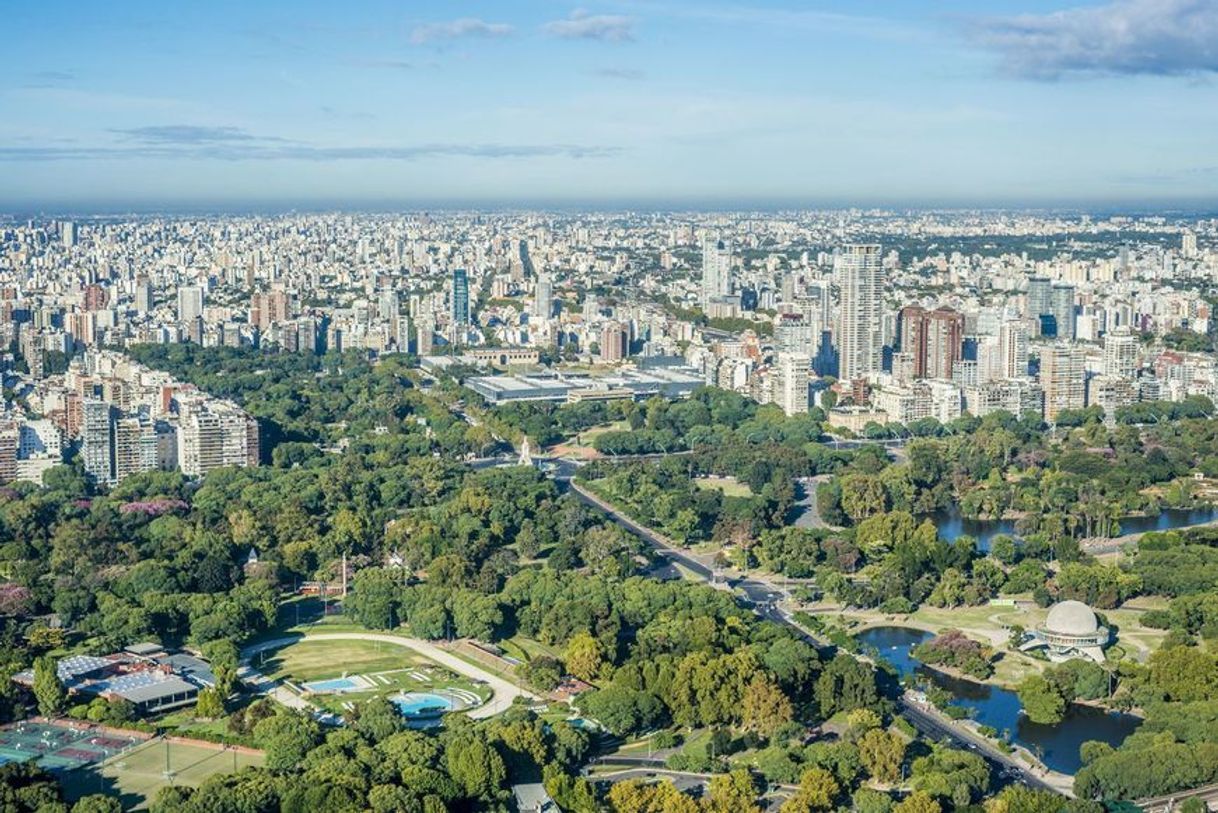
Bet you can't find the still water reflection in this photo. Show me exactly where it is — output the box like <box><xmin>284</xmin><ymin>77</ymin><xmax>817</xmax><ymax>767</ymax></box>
<box><xmin>857</xmin><ymin>626</ymin><xmax>1141</xmax><ymax>774</ymax></box>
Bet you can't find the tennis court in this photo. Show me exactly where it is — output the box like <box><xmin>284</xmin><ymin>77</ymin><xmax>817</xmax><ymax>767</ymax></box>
<box><xmin>0</xmin><ymin>721</ymin><xmax>144</xmax><ymax>771</ymax></box>
<box><xmin>63</xmin><ymin>737</ymin><xmax>265</xmax><ymax>809</ymax></box>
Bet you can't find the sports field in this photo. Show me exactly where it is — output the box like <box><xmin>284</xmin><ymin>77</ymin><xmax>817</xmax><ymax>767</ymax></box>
<box><xmin>258</xmin><ymin>638</ymin><xmax>421</xmax><ymax>681</ymax></box>
<box><xmin>63</xmin><ymin>737</ymin><xmax>264</xmax><ymax>809</ymax></box>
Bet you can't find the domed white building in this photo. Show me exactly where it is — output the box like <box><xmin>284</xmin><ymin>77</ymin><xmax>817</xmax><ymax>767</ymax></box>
<box><xmin>1019</xmin><ymin>600</ymin><xmax>1109</xmax><ymax>663</ymax></box>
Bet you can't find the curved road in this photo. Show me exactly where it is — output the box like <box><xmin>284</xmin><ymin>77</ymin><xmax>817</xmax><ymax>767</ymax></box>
<box><xmin>242</xmin><ymin>632</ymin><xmax>537</xmax><ymax>720</ymax></box>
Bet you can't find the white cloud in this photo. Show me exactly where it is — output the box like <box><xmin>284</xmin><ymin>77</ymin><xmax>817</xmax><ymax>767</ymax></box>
<box><xmin>969</xmin><ymin>0</ymin><xmax>1218</xmax><ymax>79</ymax></box>
<box><xmin>410</xmin><ymin>18</ymin><xmax>513</xmax><ymax>46</ymax></box>
<box><xmin>544</xmin><ymin>10</ymin><xmax>635</xmax><ymax>42</ymax></box>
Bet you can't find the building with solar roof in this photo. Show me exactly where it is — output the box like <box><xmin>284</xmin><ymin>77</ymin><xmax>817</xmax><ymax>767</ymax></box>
<box><xmin>12</xmin><ymin>644</ymin><xmax>214</xmax><ymax>716</ymax></box>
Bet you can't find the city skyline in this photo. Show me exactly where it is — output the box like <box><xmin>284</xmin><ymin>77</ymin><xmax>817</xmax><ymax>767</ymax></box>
<box><xmin>5</xmin><ymin>0</ymin><xmax>1218</xmax><ymax>208</ymax></box>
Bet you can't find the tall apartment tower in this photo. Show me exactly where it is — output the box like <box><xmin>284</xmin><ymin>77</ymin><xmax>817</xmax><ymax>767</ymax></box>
<box><xmin>113</xmin><ymin>416</ymin><xmax>157</xmax><ymax>483</ymax></box>
<box><xmin>1182</xmin><ymin>231</ymin><xmax>1198</xmax><ymax>259</ymax></box>
<box><xmin>0</xmin><ymin>425</ymin><xmax>18</xmax><ymax>483</ymax></box>
<box><xmin>532</xmin><ymin>273</ymin><xmax>554</xmax><ymax>319</ymax></box>
<box><xmin>599</xmin><ymin>323</ymin><xmax>627</xmax><ymax>362</ymax></box>
<box><xmin>836</xmin><ymin>244</ymin><xmax>884</xmax><ymax>382</ymax></box>
<box><xmin>135</xmin><ymin>278</ymin><xmax>154</xmax><ymax>314</ymax></box>
<box><xmin>1040</xmin><ymin>343</ymin><xmax>1085</xmax><ymax>422</ymax></box>
<box><xmin>177</xmin><ymin>285</ymin><xmax>204</xmax><ymax>324</ymax></box>
<box><xmin>1027</xmin><ymin>277</ymin><xmax>1052</xmax><ymax>324</ymax></box>
<box><xmin>450</xmin><ymin>269</ymin><xmax>470</xmax><ymax>326</ymax></box>
<box><xmin>999</xmin><ymin>321</ymin><xmax>1030</xmax><ymax>379</ymax></box>
<box><xmin>417</xmin><ymin>319</ymin><xmax>435</xmax><ymax>356</ymax></box>
<box><xmin>1103</xmin><ymin>328</ymin><xmax>1139</xmax><ymax>379</ymax></box>
<box><xmin>773</xmin><ymin>352</ymin><xmax>811</xmax><ymax>416</ymax></box>
<box><xmin>700</xmin><ymin>236</ymin><xmax>732</xmax><ymax>308</ymax></box>
<box><xmin>176</xmin><ymin>401</ymin><xmax>260</xmax><ymax>477</ymax></box>
<box><xmin>899</xmin><ymin>306</ymin><xmax>964</xmax><ymax>380</ymax></box>
<box><xmin>1050</xmin><ymin>283</ymin><xmax>1076</xmax><ymax>339</ymax></box>
<box><xmin>81</xmin><ymin>399</ymin><xmax>115</xmax><ymax>485</ymax></box>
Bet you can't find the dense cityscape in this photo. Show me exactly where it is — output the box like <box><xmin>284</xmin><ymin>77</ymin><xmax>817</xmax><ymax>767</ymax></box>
<box><xmin>4</xmin><ymin>0</ymin><xmax>1218</xmax><ymax>811</ymax></box>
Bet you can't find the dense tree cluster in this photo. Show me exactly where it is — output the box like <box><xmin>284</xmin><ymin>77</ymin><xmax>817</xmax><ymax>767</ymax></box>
<box><xmin>911</xmin><ymin>630</ymin><xmax>994</xmax><ymax>680</ymax></box>
<box><xmin>820</xmin><ymin>408</ymin><xmax>1218</xmax><ymax>545</ymax></box>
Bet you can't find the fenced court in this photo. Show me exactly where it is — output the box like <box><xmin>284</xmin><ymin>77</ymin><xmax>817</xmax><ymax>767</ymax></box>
<box><xmin>62</xmin><ymin>736</ymin><xmax>265</xmax><ymax>808</ymax></box>
<box><xmin>0</xmin><ymin>720</ymin><xmax>145</xmax><ymax>771</ymax></box>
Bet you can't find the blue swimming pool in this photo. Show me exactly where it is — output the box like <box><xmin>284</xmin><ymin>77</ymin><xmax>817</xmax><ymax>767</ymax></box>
<box><xmin>392</xmin><ymin>692</ymin><xmax>456</xmax><ymax>718</ymax></box>
<box><xmin>303</xmin><ymin>677</ymin><xmax>363</xmax><ymax>693</ymax></box>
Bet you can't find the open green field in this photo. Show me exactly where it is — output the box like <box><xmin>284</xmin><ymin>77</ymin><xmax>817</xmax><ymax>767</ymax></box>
<box><xmin>565</xmin><ymin>420</ymin><xmax>630</xmax><ymax>449</ymax></box>
<box><xmin>693</xmin><ymin>475</ymin><xmax>755</xmax><ymax>498</ymax></box>
<box><xmin>255</xmin><ymin>636</ymin><xmax>492</xmax><ymax>716</ymax></box>
<box><xmin>258</xmin><ymin>638</ymin><xmax>422</xmax><ymax>681</ymax></box>
<box><xmin>63</xmin><ymin>737</ymin><xmax>263</xmax><ymax>810</ymax></box>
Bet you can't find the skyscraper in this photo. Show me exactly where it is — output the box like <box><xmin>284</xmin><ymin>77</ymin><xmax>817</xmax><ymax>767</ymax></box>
<box><xmin>899</xmin><ymin>306</ymin><xmax>964</xmax><ymax>380</ymax></box>
<box><xmin>177</xmin><ymin>285</ymin><xmax>204</xmax><ymax>324</ymax></box>
<box><xmin>773</xmin><ymin>352</ymin><xmax>811</xmax><ymax>416</ymax></box>
<box><xmin>1040</xmin><ymin>342</ymin><xmax>1085</xmax><ymax>422</ymax></box>
<box><xmin>836</xmin><ymin>244</ymin><xmax>884</xmax><ymax>382</ymax></box>
<box><xmin>450</xmin><ymin>269</ymin><xmax>470</xmax><ymax>326</ymax></box>
<box><xmin>998</xmin><ymin>321</ymin><xmax>1030</xmax><ymax>379</ymax></box>
<box><xmin>1027</xmin><ymin>277</ymin><xmax>1053</xmax><ymax>335</ymax></box>
<box><xmin>532</xmin><ymin>273</ymin><xmax>553</xmax><ymax>319</ymax></box>
<box><xmin>1182</xmin><ymin>231</ymin><xmax>1198</xmax><ymax>259</ymax></box>
<box><xmin>600</xmin><ymin>323</ymin><xmax>627</xmax><ymax>362</ymax></box>
<box><xmin>1103</xmin><ymin>328</ymin><xmax>1139</xmax><ymax>379</ymax></box>
<box><xmin>135</xmin><ymin>277</ymin><xmax>154</xmax><ymax>314</ymax></box>
<box><xmin>1050</xmin><ymin>283</ymin><xmax>1076</xmax><ymax>340</ymax></box>
<box><xmin>700</xmin><ymin>236</ymin><xmax>732</xmax><ymax>308</ymax></box>
<box><xmin>81</xmin><ymin>399</ymin><xmax>115</xmax><ymax>485</ymax></box>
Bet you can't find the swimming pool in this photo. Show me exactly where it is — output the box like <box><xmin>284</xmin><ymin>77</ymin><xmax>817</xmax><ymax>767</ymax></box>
<box><xmin>392</xmin><ymin>692</ymin><xmax>456</xmax><ymax>718</ymax></box>
<box><xmin>303</xmin><ymin>676</ymin><xmax>366</xmax><ymax>693</ymax></box>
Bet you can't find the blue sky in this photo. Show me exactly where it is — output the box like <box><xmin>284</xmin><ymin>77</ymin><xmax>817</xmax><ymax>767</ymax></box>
<box><xmin>3</xmin><ymin>0</ymin><xmax>1217</xmax><ymax>208</ymax></box>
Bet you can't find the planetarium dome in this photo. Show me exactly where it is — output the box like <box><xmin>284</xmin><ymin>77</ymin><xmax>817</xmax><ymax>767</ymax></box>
<box><xmin>1044</xmin><ymin>600</ymin><xmax>1100</xmax><ymax>637</ymax></box>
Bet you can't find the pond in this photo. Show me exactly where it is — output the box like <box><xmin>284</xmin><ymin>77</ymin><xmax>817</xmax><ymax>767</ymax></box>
<box><xmin>930</xmin><ymin>506</ymin><xmax>1218</xmax><ymax>551</ymax></box>
<box><xmin>857</xmin><ymin>626</ymin><xmax>1141</xmax><ymax>775</ymax></box>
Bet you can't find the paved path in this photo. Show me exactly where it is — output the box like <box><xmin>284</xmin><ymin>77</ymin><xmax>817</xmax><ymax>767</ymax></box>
<box><xmin>1138</xmin><ymin>781</ymin><xmax>1218</xmax><ymax>813</ymax></box>
<box><xmin>242</xmin><ymin>632</ymin><xmax>537</xmax><ymax>720</ymax></box>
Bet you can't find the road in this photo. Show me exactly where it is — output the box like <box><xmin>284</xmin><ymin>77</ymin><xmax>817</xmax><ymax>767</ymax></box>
<box><xmin>242</xmin><ymin>632</ymin><xmax>537</xmax><ymax>720</ymax></box>
<box><xmin>1137</xmin><ymin>782</ymin><xmax>1218</xmax><ymax>813</ymax></box>
<box><xmin>557</xmin><ymin>464</ymin><xmax>1064</xmax><ymax>796</ymax></box>
<box><xmin>792</xmin><ymin>475</ymin><xmax>834</xmax><ymax>530</ymax></box>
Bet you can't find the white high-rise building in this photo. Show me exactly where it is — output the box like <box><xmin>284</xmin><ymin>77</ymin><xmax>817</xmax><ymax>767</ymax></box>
<box><xmin>1103</xmin><ymin>328</ymin><xmax>1139</xmax><ymax>379</ymax></box>
<box><xmin>177</xmin><ymin>285</ymin><xmax>204</xmax><ymax>323</ymax></box>
<box><xmin>1040</xmin><ymin>342</ymin><xmax>1085</xmax><ymax>422</ymax></box>
<box><xmin>81</xmin><ymin>399</ymin><xmax>114</xmax><ymax>485</ymax></box>
<box><xmin>1182</xmin><ymin>231</ymin><xmax>1198</xmax><ymax>259</ymax></box>
<box><xmin>773</xmin><ymin>352</ymin><xmax>810</xmax><ymax>416</ymax></box>
<box><xmin>998</xmin><ymin>321</ymin><xmax>1030</xmax><ymax>379</ymax></box>
<box><xmin>176</xmin><ymin>399</ymin><xmax>259</xmax><ymax>477</ymax></box>
<box><xmin>700</xmin><ymin>236</ymin><xmax>732</xmax><ymax>308</ymax></box>
<box><xmin>835</xmin><ymin>244</ymin><xmax>884</xmax><ymax>382</ymax></box>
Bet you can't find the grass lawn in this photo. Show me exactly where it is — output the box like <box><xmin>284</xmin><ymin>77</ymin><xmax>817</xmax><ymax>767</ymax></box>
<box><xmin>499</xmin><ymin>636</ymin><xmax>560</xmax><ymax>663</ymax></box>
<box><xmin>63</xmin><ymin>737</ymin><xmax>263</xmax><ymax>810</ymax></box>
<box><xmin>566</xmin><ymin>420</ymin><xmax>630</xmax><ymax>449</ymax></box>
<box><xmin>258</xmin><ymin>638</ymin><xmax>422</xmax><ymax>682</ymax></box>
<box><xmin>693</xmin><ymin>475</ymin><xmax>755</xmax><ymax>498</ymax></box>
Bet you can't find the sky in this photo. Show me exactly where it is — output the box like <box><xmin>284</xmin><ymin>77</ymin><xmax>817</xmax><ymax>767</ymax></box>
<box><xmin>3</xmin><ymin>0</ymin><xmax>1218</xmax><ymax>209</ymax></box>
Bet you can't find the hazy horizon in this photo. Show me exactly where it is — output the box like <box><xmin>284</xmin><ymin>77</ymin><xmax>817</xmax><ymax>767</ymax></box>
<box><xmin>5</xmin><ymin>0</ymin><xmax>1218</xmax><ymax>207</ymax></box>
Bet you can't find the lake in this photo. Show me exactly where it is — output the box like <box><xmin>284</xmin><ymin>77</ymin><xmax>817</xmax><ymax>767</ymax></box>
<box><xmin>930</xmin><ymin>506</ymin><xmax>1218</xmax><ymax>551</ymax></box>
<box><xmin>857</xmin><ymin>626</ymin><xmax>1141</xmax><ymax>775</ymax></box>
